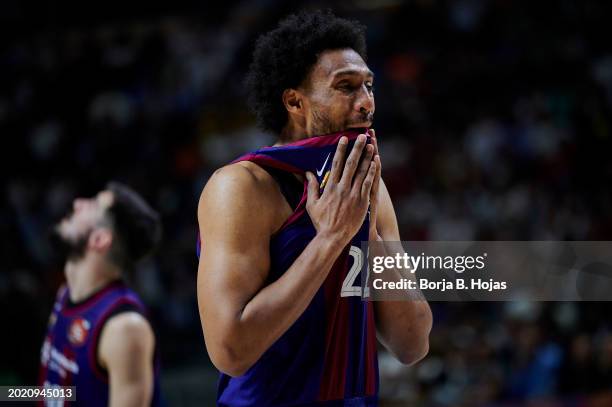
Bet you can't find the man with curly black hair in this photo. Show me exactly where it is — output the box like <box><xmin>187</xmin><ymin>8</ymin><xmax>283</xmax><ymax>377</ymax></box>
<box><xmin>197</xmin><ymin>9</ymin><xmax>432</xmax><ymax>406</ymax></box>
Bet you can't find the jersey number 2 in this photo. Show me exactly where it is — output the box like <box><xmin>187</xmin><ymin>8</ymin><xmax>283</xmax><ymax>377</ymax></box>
<box><xmin>341</xmin><ymin>246</ymin><xmax>370</xmax><ymax>298</ymax></box>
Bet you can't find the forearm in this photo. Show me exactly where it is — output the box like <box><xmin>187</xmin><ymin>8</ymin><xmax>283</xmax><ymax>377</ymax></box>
<box><xmin>371</xmin><ymin>237</ymin><xmax>432</xmax><ymax>364</ymax></box>
<box><xmin>223</xmin><ymin>233</ymin><xmax>346</xmax><ymax>373</ymax></box>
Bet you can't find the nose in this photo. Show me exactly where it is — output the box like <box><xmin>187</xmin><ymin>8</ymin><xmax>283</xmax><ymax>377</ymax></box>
<box><xmin>355</xmin><ymin>84</ymin><xmax>374</xmax><ymax>116</ymax></box>
<box><xmin>73</xmin><ymin>198</ymin><xmax>87</xmax><ymax>212</ymax></box>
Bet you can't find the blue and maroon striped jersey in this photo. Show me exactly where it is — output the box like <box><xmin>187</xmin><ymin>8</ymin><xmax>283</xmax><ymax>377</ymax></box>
<box><xmin>199</xmin><ymin>129</ymin><xmax>379</xmax><ymax>406</ymax></box>
<box><xmin>39</xmin><ymin>281</ymin><xmax>162</xmax><ymax>406</ymax></box>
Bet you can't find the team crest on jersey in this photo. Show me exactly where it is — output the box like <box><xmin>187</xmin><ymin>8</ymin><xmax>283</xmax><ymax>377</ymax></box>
<box><xmin>68</xmin><ymin>317</ymin><xmax>91</xmax><ymax>346</ymax></box>
<box><xmin>48</xmin><ymin>312</ymin><xmax>57</xmax><ymax>328</ymax></box>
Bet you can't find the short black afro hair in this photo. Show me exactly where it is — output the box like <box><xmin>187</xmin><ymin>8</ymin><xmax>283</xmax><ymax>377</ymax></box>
<box><xmin>245</xmin><ymin>9</ymin><xmax>367</xmax><ymax>136</ymax></box>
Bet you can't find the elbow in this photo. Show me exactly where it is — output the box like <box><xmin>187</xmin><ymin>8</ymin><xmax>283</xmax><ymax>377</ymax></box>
<box><xmin>397</xmin><ymin>306</ymin><xmax>433</xmax><ymax>365</ymax></box>
<box><xmin>200</xmin><ymin>312</ymin><xmax>260</xmax><ymax>377</ymax></box>
<box><xmin>394</xmin><ymin>314</ymin><xmax>432</xmax><ymax>365</ymax></box>
<box><xmin>207</xmin><ymin>341</ymin><xmax>255</xmax><ymax>377</ymax></box>
<box><xmin>213</xmin><ymin>361</ymin><xmax>250</xmax><ymax>378</ymax></box>
<box><xmin>396</xmin><ymin>335</ymin><xmax>429</xmax><ymax>366</ymax></box>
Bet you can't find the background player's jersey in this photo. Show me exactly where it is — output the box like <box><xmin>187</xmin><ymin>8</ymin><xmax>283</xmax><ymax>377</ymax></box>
<box><xmin>199</xmin><ymin>129</ymin><xmax>379</xmax><ymax>406</ymax></box>
<box><xmin>39</xmin><ymin>280</ymin><xmax>162</xmax><ymax>407</ymax></box>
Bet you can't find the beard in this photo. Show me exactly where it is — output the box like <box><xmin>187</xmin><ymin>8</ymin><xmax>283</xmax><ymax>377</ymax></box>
<box><xmin>48</xmin><ymin>222</ymin><xmax>89</xmax><ymax>262</ymax></box>
<box><xmin>310</xmin><ymin>107</ymin><xmax>374</xmax><ymax>136</ymax></box>
<box><xmin>310</xmin><ymin>108</ymin><xmax>337</xmax><ymax>135</ymax></box>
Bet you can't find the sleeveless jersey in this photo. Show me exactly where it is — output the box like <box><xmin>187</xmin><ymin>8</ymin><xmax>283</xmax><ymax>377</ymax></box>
<box><xmin>198</xmin><ymin>129</ymin><xmax>379</xmax><ymax>406</ymax></box>
<box><xmin>39</xmin><ymin>280</ymin><xmax>162</xmax><ymax>406</ymax></box>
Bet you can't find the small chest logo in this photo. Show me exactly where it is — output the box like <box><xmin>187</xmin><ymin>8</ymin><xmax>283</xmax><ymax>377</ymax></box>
<box><xmin>316</xmin><ymin>152</ymin><xmax>331</xmax><ymax>177</ymax></box>
<box><xmin>47</xmin><ymin>313</ymin><xmax>57</xmax><ymax>328</ymax></box>
<box><xmin>68</xmin><ymin>318</ymin><xmax>91</xmax><ymax>346</ymax></box>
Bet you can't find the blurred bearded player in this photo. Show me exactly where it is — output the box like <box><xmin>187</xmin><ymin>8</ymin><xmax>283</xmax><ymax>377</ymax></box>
<box><xmin>40</xmin><ymin>182</ymin><xmax>162</xmax><ymax>406</ymax></box>
<box><xmin>197</xmin><ymin>9</ymin><xmax>432</xmax><ymax>407</ymax></box>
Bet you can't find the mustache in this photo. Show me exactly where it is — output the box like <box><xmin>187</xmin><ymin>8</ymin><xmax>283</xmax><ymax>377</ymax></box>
<box><xmin>358</xmin><ymin>110</ymin><xmax>374</xmax><ymax>123</ymax></box>
<box><xmin>348</xmin><ymin>111</ymin><xmax>374</xmax><ymax>127</ymax></box>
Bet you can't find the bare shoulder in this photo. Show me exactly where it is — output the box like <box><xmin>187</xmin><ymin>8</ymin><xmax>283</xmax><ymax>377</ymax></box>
<box><xmin>198</xmin><ymin>161</ymin><xmax>285</xmax><ymax>235</ymax></box>
<box><xmin>103</xmin><ymin>312</ymin><xmax>153</xmax><ymax>339</ymax></box>
<box><xmin>98</xmin><ymin>312</ymin><xmax>154</xmax><ymax>368</ymax></box>
<box><xmin>199</xmin><ymin>162</ymin><xmax>279</xmax><ymax>209</ymax></box>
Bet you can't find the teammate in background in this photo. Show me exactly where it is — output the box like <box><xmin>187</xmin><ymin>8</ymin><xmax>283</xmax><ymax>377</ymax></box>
<box><xmin>40</xmin><ymin>182</ymin><xmax>162</xmax><ymax>407</ymax></box>
<box><xmin>197</xmin><ymin>10</ymin><xmax>432</xmax><ymax>406</ymax></box>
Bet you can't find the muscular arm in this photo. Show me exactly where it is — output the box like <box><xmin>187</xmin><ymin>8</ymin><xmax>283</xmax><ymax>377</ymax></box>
<box><xmin>98</xmin><ymin>312</ymin><xmax>155</xmax><ymax>407</ymax></box>
<box><xmin>198</xmin><ymin>136</ymin><xmax>377</xmax><ymax>377</ymax></box>
<box><xmin>373</xmin><ymin>180</ymin><xmax>433</xmax><ymax>365</ymax></box>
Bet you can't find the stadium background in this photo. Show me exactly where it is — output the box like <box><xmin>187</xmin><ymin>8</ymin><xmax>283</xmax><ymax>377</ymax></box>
<box><xmin>1</xmin><ymin>0</ymin><xmax>611</xmax><ymax>405</ymax></box>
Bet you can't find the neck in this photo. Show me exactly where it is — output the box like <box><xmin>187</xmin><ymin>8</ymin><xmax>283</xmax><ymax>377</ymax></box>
<box><xmin>278</xmin><ymin>120</ymin><xmax>310</xmax><ymax>146</ymax></box>
<box><xmin>64</xmin><ymin>255</ymin><xmax>121</xmax><ymax>302</ymax></box>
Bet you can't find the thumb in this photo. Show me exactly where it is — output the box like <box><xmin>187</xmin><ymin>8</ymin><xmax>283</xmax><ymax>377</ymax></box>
<box><xmin>305</xmin><ymin>172</ymin><xmax>320</xmax><ymax>202</ymax></box>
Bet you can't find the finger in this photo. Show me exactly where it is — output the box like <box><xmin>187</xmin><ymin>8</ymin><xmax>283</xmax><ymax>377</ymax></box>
<box><xmin>340</xmin><ymin>134</ymin><xmax>367</xmax><ymax>187</ymax></box>
<box><xmin>329</xmin><ymin>137</ymin><xmax>348</xmax><ymax>184</ymax></box>
<box><xmin>371</xmin><ymin>133</ymin><xmax>379</xmax><ymax>156</ymax></box>
<box><xmin>369</xmin><ymin>154</ymin><xmax>382</xmax><ymax>209</ymax></box>
<box><xmin>361</xmin><ymin>160</ymin><xmax>377</xmax><ymax>199</ymax></box>
<box><xmin>368</xmin><ymin>128</ymin><xmax>376</xmax><ymax>140</ymax></box>
<box><xmin>305</xmin><ymin>172</ymin><xmax>320</xmax><ymax>202</ymax></box>
<box><xmin>352</xmin><ymin>144</ymin><xmax>374</xmax><ymax>190</ymax></box>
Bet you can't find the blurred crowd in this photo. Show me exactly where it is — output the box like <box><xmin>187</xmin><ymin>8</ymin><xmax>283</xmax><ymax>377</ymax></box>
<box><xmin>380</xmin><ymin>302</ymin><xmax>612</xmax><ymax>406</ymax></box>
<box><xmin>1</xmin><ymin>0</ymin><xmax>611</xmax><ymax>405</ymax></box>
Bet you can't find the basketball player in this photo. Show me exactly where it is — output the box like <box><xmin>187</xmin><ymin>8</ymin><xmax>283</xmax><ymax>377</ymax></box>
<box><xmin>40</xmin><ymin>182</ymin><xmax>162</xmax><ymax>406</ymax></box>
<box><xmin>197</xmin><ymin>10</ymin><xmax>432</xmax><ymax>406</ymax></box>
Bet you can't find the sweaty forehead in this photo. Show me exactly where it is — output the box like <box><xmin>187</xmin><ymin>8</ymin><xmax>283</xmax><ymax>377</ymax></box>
<box><xmin>310</xmin><ymin>48</ymin><xmax>371</xmax><ymax>81</ymax></box>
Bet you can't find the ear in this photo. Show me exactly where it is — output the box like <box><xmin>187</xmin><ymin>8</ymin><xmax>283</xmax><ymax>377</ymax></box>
<box><xmin>282</xmin><ymin>88</ymin><xmax>305</xmax><ymax>116</ymax></box>
<box><xmin>88</xmin><ymin>228</ymin><xmax>114</xmax><ymax>253</ymax></box>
